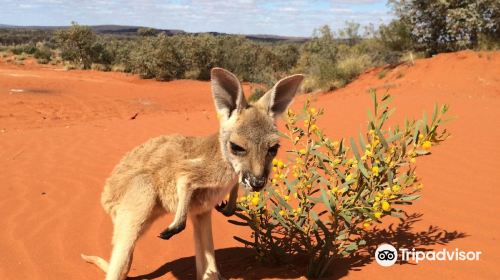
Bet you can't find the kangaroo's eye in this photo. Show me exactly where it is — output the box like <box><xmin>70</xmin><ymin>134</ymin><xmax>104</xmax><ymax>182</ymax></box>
<box><xmin>230</xmin><ymin>142</ymin><xmax>246</xmax><ymax>156</ymax></box>
<box><xmin>268</xmin><ymin>144</ymin><xmax>280</xmax><ymax>157</ymax></box>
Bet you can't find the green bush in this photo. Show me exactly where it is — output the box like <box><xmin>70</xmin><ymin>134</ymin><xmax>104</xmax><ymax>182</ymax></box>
<box><xmin>56</xmin><ymin>23</ymin><xmax>102</xmax><ymax>69</ymax></box>
<box><xmin>34</xmin><ymin>45</ymin><xmax>52</xmax><ymax>63</ymax></box>
<box><xmin>231</xmin><ymin>92</ymin><xmax>450</xmax><ymax>277</ymax></box>
<box><xmin>127</xmin><ymin>34</ymin><xmax>186</xmax><ymax>80</ymax></box>
<box><xmin>390</xmin><ymin>0</ymin><xmax>500</xmax><ymax>54</ymax></box>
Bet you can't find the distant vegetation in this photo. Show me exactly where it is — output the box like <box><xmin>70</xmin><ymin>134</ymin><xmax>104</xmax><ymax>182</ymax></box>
<box><xmin>0</xmin><ymin>0</ymin><xmax>498</xmax><ymax>92</ymax></box>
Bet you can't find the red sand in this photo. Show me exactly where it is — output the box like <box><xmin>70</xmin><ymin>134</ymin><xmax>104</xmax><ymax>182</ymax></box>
<box><xmin>0</xmin><ymin>50</ymin><xmax>499</xmax><ymax>279</ymax></box>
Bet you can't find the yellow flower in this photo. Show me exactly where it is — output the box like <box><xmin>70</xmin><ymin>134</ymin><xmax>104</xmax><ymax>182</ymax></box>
<box><xmin>272</xmin><ymin>158</ymin><xmax>278</xmax><ymax>166</ymax></box>
<box><xmin>391</xmin><ymin>184</ymin><xmax>401</xmax><ymax>192</ymax></box>
<box><xmin>363</xmin><ymin>222</ymin><xmax>371</xmax><ymax>229</ymax></box>
<box><xmin>279</xmin><ymin>210</ymin><xmax>286</xmax><ymax>216</ymax></box>
<box><xmin>410</xmin><ymin>157</ymin><xmax>416</xmax><ymax>163</ymax></box>
<box><xmin>299</xmin><ymin>148</ymin><xmax>307</xmax><ymax>155</ymax></box>
<box><xmin>365</xmin><ymin>149</ymin><xmax>372</xmax><ymax>157</ymax></box>
<box><xmin>310</xmin><ymin>124</ymin><xmax>318</xmax><ymax>131</ymax></box>
<box><xmin>375</xmin><ymin>196</ymin><xmax>381</xmax><ymax>202</ymax></box>
<box><xmin>345</xmin><ymin>174</ymin><xmax>353</xmax><ymax>182</ymax></box>
<box><xmin>374</xmin><ymin>212</ymin><xmax>382</xmax><ymax>219</ymax></box>
<box><xmin>332</xmin><ymin>141</ymin><xmax>339</xmax><ymax>147</ymax></box>
<box><xmin>381</xmin><ymin>201</ymin><xmax>391</xmax><ymax>211</ymax></box>
<box><xmin>277</xmin><ymin>160</ymin><xmax>284</xmax><ymax>168</ymax></box>
<box><xmin>422</xmin><ymin>140</ymin><xmax>432</xmax><ymax>150</ymax></box>
<box><xmin>251</xmin><ymin>196</ymin><xmax>260</xmax><ymax>206</ymax></box>
<box><xmin>331</xmin><ymin>187</ymin><xmax>338</xmax><ymax>194</ymax></box>
<box><xmin>309</xmin><ymin>107</ymin><xmax>317</xmax><ymax>114</ymax></box>
<box><xmin>371</xmin><ymin>166</ymin><xmax>379</xmax><ymax>176</ymax></box>
<box><xmin>284</xmin><ymin>195</ymin><xmax>290</xmax><ymax>201</ymax></box>
<box><xmin>271</xmin><ymin>178</ymin><xmax>277</xmax><ymax>184</ymax></box>
<box><xmin>383</xmin><ymin>188</ymin><xmax>391</xmax><ymax>196</ymax></box>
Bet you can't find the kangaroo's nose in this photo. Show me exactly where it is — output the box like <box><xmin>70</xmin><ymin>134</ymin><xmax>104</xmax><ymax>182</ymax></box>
<box><xmin>250</xmin><ymin>175</ymin><xmax>267</xmax><ymax>191</ymax></box>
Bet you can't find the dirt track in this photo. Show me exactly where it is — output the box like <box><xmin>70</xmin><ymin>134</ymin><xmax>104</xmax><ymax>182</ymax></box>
<box><xmin>0</xmin><ymin>51</ymin><xmax>499</xmax><ymax>279</ymax></box>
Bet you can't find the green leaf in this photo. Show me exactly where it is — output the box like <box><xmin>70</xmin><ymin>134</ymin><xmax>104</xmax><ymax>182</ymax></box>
<box><xmin>339</xmin><ymin>212</ymin><xmax>352</xmax><ymax>225</ymax></box>
<box><xmin>415</xmin><ymin>150</ymin><xmax>431</xmax><ymax>156</ymax></box>
<box><xmin>350</xmin><ymin>137</ymin><xmax>361</xmax><ymax>160</ymax></box>
<box><xmin>349</xmin><ymin>137</ymin><xmax>369</xmax><ymax>177</ymax></box>
<box><xmin>276</xmin><ymin>130</ymin><xmax>289</xmax><ymax>139</ymax></box>
<box><xmin>359</xmin><ymin>132</ymin><xmax>367</xmax><ymax>149</ymax></box>
<box><xmin>345</xmin><ymin>242</ymin><xmax>358</xmax><ymax>252</ymax></box>
<box><xmin>386</xmin><ymin>132</ymin><xmax>401</xmax><ymax>143</ymax></box>
<box><xmin>320</xmin><ymin>189</ymin><xmax>334</xmax><ymax>213</ymax></box>
<box><xmin>400</xmin><ymin>195</ymin><xmax>421</xmax><ymax>201</ymax></box>
<box><xmin>375</xmin><ymin>127</ymin><xmax>389</xmax><ymax>149</ymax></box>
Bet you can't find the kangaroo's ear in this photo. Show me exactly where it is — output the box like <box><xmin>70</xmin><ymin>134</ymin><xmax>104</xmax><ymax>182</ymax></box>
<box><xmin>211</xmin><ymin>68</ymin><xmax>247</xmax><ymax>121</ymax></box>
<box><xmin>256</xmin><ymin>74</ymin><xmax>304</xmax><ymax>118</ymax></box>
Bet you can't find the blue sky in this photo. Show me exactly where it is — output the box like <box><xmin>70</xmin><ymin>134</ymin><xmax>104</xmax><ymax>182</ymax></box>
<box><xmin>1</xmin><ymin>0</ymin><xmax>393</xmax><ymax>37</ymax></box>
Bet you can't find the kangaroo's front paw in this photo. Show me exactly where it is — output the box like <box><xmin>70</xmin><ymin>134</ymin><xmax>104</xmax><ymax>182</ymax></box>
<box><xmin>158</xmin><ymin>222</ymin><xmax>186</xmax><ymax>240</ymax></box>
<box><xmin>215</xmin><ymin>200</ymin><xmax>227</xmax><ymax>212</ymax></box>
<box><xmin>215</xmin><ymin>201</ymin><xmax>234</xmax><ymax>217</ymax></box>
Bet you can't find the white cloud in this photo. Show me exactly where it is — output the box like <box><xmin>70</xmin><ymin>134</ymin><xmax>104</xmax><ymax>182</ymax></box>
<box><xmin>1</xmin><ymin>0</ymin><xmax>393</xmax><ymax>36</ymax></box>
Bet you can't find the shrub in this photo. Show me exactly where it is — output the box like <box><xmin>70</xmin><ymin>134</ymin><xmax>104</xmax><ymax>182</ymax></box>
<box><xmin>127</xmin><ymin>34</ymin><xmax>186</xmax><ymax>80</ymax></box>
<box><xmin>34</xmin><ymin>45</ymin><xmax>52</xmax><ymax>63</ymax></box>
<box><xmin>294</xmin><ymin>25</ymin><xmax>339</xmax><ymax>91</ymax></box>
<box><xmin>248</xmin><ymin>87</ymin><xmax>267</xmax><ymax>103</ymax></box>
<box><xmin>378</xmin><ymin>19</ymin><xmax>413</xmax><ymax>53</ymax></box>
<box><xmin>56</xmin><ymin>23</ymin><xmax>98</xmax><ymax>69</ymax></box>
<box><xmin>10</xmin><ymin>44</ymin><xmax>37</xmax><ymax>55</ymax></box>
<box><xmin>231</xmin><ymin>92</ymin><xmax>449</xmax><ymax>277</ymax></box>
<box><xmin>390</xmin><ymin>0</ymin><xmax>500</xmax><ymax>54</ymax></box>
<box><xmin>137</xmin><ymin>27</ymin><xmax>159</xmax><ymax>37</ymax></box>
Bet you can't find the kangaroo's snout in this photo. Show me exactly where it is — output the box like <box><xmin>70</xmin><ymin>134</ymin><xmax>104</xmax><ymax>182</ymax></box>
<box><xmin>242</xmin><ymin>172</ymin><xmax>267</xmax><ymax>191</ymax></box>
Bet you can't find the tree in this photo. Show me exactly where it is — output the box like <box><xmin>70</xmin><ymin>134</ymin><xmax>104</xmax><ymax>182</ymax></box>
<box><xmin>339</xmin><ymin>21</ymin><xmax>362</xmax><ymax>46</ymax></box>
<box><xmin>55</xmin><ymin>22</ymin><xmax>97</xmax><ymax>69</ymax></box>
<box><xmin>390</xmin><ymin>0</ymin><xmax>500</xmax><ymax>55</ymax></box>
<box><xmin>137</xmin><ymin>27</ymin><xmax>158</xmax><ymax>37</ymax></box>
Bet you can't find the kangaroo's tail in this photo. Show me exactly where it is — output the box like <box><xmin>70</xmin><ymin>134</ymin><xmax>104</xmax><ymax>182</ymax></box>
<box><xmin>81</xmin><ymin>253</ymin><xmax>108</xmax><ymax>273</ymax></box>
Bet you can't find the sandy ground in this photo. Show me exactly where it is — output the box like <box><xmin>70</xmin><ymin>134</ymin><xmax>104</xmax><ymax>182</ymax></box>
<box><xmin>0</xmin><ymin>50</ymin><xmax>499</xmax><ymax>279</ymax></box>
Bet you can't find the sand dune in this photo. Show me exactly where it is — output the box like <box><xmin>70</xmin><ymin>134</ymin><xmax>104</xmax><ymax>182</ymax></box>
<box><xmin>0</xmin><ymin>50</ymin><xmax>499</xmax><ymax>279</ymax></box>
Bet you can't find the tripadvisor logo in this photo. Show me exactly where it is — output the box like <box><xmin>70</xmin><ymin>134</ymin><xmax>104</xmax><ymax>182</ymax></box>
<box><xmin>375</xmin><ymin>244</ymin><xmax>482</xmax><ymax>267</ymax></box>
<box><xmin>375</xmin><ymin>244</ymin><xmax>398</xmax><ymax>267</ymax></box>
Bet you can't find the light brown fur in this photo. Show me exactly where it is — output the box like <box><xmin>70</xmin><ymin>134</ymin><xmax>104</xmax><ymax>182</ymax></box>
<box><xmin>82</xmin><ymin>68</ymin><xmax>304</xmax><ymax>280</ymax></box>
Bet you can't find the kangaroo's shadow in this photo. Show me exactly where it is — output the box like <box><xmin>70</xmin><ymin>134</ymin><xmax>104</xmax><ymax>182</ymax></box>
<box><xmin>130</xmin><ymin>212</ymin><xmax>467</xmax><ymax>280</ymax></box>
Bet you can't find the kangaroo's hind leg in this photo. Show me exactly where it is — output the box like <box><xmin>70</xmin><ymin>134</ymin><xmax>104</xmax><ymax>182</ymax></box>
<box><xmin>105</xmin><ymin>176</ymin><xmax>157</xmax><ymax>280</ymax></box>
